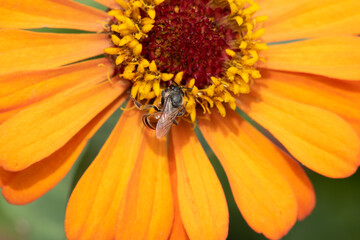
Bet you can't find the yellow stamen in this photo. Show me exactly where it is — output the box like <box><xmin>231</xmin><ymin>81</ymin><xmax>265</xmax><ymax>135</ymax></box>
<box><xmin>105</xmin><ymin>0</ymin><xmax>267</xmax><ymax>122</ymax></box>
<box><xmin>174</xmin><ymin>72</ymin><xmax>183</xmax><ymax>85</ymax></box>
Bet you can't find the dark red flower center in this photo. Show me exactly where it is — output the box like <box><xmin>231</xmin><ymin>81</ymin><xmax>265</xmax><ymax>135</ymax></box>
<box><xmin>141</xmin><ymin>0</ymin><xmax>235</xmax><ymax>88</ymax></box>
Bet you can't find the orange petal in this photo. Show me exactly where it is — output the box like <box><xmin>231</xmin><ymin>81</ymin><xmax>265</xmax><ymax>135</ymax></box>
<box><xmin>201</xmin><ymin>110</ymin><xmax>315</xmax><ymax>221</ymax></box>
<box><xmin>168</xmin><ymin>138</ymin><xmax>190</xmax><ymax>240</ymax></box>
<box><xmin>0</xmin><ymin>95</ymin><xmax>127</xmax><ymax>205</ymax></box>
<box><xmin>348</xmin><ymin>120</ymin><xmax>360</xmax><ymax>137</ymax></box>
<box><xmin>255</xmin><ymin>70</ymin><xmax>360</xmax><ymax>135</ymax></box>
<box><xmin>0</xmin><ymin>29</ymin><xmax>111</xmax><ymax>74</ymax></box>
<box><xmin>260</xmin><ymin>37</ymin><xmax>360</xmax><ymax>81</ymax></box>
<box><xmin>65</xmin><ymin>108</ymin><xmax>143</xmax><ymax>240</ymax></box>
<box><xmin>198</xmin><ymin>112</ymin><xmax>298</xmax><ymax>239</ymax></box>
<box><xmin>171</xmin><ymin>124</ymin><xmax>229</xmax><ymax>240</ymax></box>
<box><xmin>0</xmin><ymin>58</ymin><xmax>112</xmax><ymax>111</ymax></box>
<box><xmin>258</xmin><ymin>0</ymin><xmax>360</xmax><ymax>42</ymax></box>
<box><xmin>0</xmin><ymin>0</ymin><xmax>108</xmax><ymax>31</ymax></box>
<box><xmin>94</xmin><ymin>0</ymin><xmax>119</xmax><ymax>9</ymax></box>
<box><xmin>0</xmin><ymin>109</ymin><xmax>20</xmax><ymax>125</ymax></box>
<box><xmin>116</xmin><ymin>129</ymin><xmax>173</xmax><ymax>240</ymax></box>
<box><xmin>239</xmin><ymin>89</ymin><xmax>360</xmax><ymax>178</ymax></box>
<box><xmin>0</xmin><ymin>168</ymin><xmax>12</xmax><ymax>187</ymax></box>
<box><xmin>0</xmin><ymin>80</ymin><xmax>128</xmax><ymax>171</ymax></box>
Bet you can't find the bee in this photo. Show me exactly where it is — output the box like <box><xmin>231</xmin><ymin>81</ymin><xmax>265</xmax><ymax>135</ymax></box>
<box><xmin>131</xmin><ymin>84</ymin><xmax>187</xmax><ymax>139</ymax></box>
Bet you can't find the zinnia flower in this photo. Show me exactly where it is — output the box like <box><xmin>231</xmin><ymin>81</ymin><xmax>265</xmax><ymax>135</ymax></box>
<box><xmin>0</xmin><ymin>0</ymin><xmax>359</xmax><ymax>239</ymax></box>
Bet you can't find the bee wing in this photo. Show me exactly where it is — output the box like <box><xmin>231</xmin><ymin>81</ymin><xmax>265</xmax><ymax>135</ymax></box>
<box><xmin>156</xmin><ymin>98</ymin><xmax>182</xmax><ymax>139</ymax></box>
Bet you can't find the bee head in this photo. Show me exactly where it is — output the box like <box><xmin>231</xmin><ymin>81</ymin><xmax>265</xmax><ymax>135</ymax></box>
<box><xmin>169</xmin><ymin>84</ymin><xmax>184</xmax><ymax>94</ymax></box>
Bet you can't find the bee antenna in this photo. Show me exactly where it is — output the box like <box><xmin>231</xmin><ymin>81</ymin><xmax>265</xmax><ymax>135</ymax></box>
<box><xmin>181</xmin><ymin>86</ymin><xmax>193</xmax><ymax>90</ymax></box>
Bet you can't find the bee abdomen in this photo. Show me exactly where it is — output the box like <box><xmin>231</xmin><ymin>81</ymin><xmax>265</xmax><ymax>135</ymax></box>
<box><xmin>143</xmin><ymin>114</ymin><xmax>158</xmax><ymax>130</ymax></box>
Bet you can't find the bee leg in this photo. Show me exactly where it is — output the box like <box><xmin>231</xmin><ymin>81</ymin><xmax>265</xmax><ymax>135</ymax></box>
<box><xmin>177</xmin><ymin>110</ymin><xmax>185</xmax><ymax>117</ymax></box>
<box><xmin>177</xmin><ymin>103</ymin><xmax>187</xmax><ymax>117</ymax></box>
<box><xmin>173</xmin><ymin>120</ymin><xmax>178</xmax><ymax>125</ymax></box>
<box><xmin>141</xmin><ymin>105</ymin><xmax>160</xmax><ymax>112</ymax></box>
<box><xmin>160</xmin><ymin>91</ymin><xmax>165</xmax><ymax>107</ymax></box>
<box><xmin>130</xmin><ymin>96</ymin><xmax>161</xmax><ymax>112</ymax></box>
<box><xmin>130</xmin><ymin>96</ymin><xmax>143</xmax><ymax>109</ymax></box>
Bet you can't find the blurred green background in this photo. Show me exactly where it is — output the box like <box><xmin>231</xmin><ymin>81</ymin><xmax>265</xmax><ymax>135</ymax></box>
<box><xmin>1</xmin><ymin>0</ymin><xmax>360</xmax><ymax>239</ymax></box>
